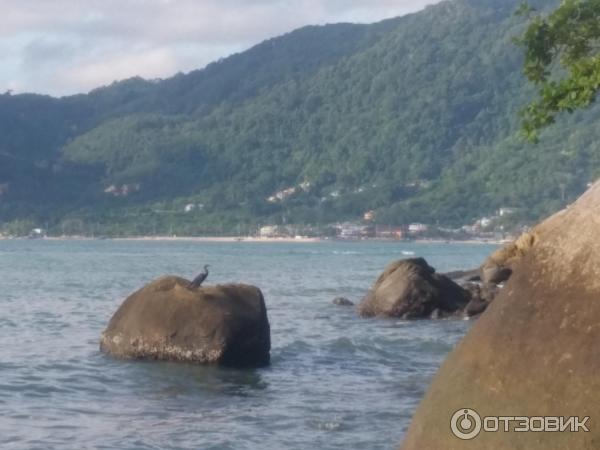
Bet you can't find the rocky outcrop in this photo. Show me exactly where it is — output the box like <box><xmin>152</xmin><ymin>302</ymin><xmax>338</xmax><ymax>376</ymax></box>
<box><xmin>443</xmin><ymin>269</ymin><xmax>481</xmax><ymax>283</ymax></box>
<box><xmin>480</xmin><ymin>264</ymin><xmax>512</xmax><ymax>284</ymax></box>
<box><xmin>332</xmin><ymin>297</ymin><xmax>354</xmax><ymax>306</ymax></box>
<box><xmin>480</xmin><ymin>231</ymin><xmax>536</xmax><ymax>283</ymax></box>
<box><xmin>401</xmin><ymin>181</ymin><xmax>600</xmax><ymax>449</ymax></box>
<box><xmin>100</xmin><ymin>277</ymin><xmax>271</xmax><ymax>367</ymax></box>
<box><xmin>462</xmin><ymin>282</ymin><xmax>499</xmax><ymax>317</ymax></box>
<box><xmin>358</xmin><ymin>258</ymin><xmax>471</xmax><ymax>319</ymax></box>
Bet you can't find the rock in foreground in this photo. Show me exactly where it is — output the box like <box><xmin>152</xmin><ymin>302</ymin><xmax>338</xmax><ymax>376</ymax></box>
<box><xmin>358</xmin><ymin>258</ymin><xmax>471</xmax><ymax>319</ymax></box>
<box><xmin>100</xmin><ymin>277</ymin><xmax>271</xmax><ymax>367</ymax></box>
<box><xmin>401</xmin><ymin>181</ymin><xmax>600</xmax><ymax>449</ymax></box>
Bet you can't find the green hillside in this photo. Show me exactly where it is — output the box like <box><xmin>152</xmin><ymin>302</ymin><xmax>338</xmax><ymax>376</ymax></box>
<box><xmin>1</xmin><ymin>0</ymin><xmax>596</xmax><ymax>236</ymax></box>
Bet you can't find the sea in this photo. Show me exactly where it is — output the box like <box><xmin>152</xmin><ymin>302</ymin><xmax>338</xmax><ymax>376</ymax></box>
<box><xmin>0</xmin><ymin>239</ymin><xmax>497</xmax><ymax>450</ymax></box>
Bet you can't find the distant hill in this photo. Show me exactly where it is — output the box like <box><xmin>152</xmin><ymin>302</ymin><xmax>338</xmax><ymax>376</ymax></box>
<box><xmin>2</xmin><ymin>0</ymin><xmax>596</xmax><ymax>236</ymax></box>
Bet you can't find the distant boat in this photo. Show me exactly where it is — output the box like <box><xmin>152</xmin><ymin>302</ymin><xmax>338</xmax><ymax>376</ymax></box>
<box><xmin>402</xmin><ymin>250</ymin><xmax>416</xmax><ymax>256</ymax></box>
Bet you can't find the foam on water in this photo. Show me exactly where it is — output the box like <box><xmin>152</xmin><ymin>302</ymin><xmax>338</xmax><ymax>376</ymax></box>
<box><xmin>0</xmin><ymin>240</ymin><xmax>496</xmax><ymax>449</ymax></box>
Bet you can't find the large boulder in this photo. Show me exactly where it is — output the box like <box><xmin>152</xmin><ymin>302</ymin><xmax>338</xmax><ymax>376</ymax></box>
<box><xmin>358</xmin><ymin>258</ymin><xmax>471</xmax><ymax>319</ymax></box>
<box><xmin>480</xmin><ymin>231</ymin><xmax>536</xmax><ymax>283</ymax></box>
<box><xmin>100</xmin><ymin>276</ymin><xmax>271</xmax><ymax>367</ymax></box>
<box><xmin>401</xmin><ymin>181</ymin><xmax>600</xmax><ymax>449</ymax></box>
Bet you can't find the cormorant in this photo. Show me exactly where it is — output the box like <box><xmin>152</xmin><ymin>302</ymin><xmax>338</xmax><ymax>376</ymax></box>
<box><xmin>189</xmin><ymin>264</ymin><xmax>210</xmax><ymax>289</ymax></box>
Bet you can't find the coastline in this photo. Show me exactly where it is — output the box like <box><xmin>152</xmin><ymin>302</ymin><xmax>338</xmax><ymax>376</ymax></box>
<box><xmin>112</xmin><ymin>236</ymin><xmax>323</xmax><ymax>243</ymax></box>
<box><xmin>0</xmin><ymin>235</ymin><xmax>507</xmax><ymax>245</ymax></box>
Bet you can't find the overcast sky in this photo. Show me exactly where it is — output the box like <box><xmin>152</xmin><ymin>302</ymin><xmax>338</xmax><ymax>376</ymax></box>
<box><xmin>2</xmin><ymin>0</ymin><xmax>443</xmax><ymax>97</ymax></box>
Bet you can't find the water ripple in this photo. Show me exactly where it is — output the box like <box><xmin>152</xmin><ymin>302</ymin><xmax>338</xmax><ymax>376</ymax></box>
<box><xmin>0</xmin><ymin>239</ymin><xmax>494</xmax><ymax>449</ymax></box>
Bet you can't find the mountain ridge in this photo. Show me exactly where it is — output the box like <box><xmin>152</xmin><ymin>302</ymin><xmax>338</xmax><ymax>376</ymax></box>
<box><xmin>3</xmin><ymin>0</ymin><xmax>594</xmax><ymax>236</ymax></box>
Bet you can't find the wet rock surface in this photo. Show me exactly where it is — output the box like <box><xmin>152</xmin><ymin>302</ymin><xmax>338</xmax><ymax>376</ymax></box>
<box><xmin>100</xmin><ymin>276</ymin><xmax>271</xmax><ymax>367</ymax></box>
<box><xmin>358</xmin><ymin>258</ymin><xmax>472</xmax><ymax>319</ymax></box>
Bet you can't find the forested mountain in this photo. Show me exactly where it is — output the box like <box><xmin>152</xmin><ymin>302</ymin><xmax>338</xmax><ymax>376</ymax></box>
<box><xmin>1</xmin><ymin>0</ymin><xmax>596</xmax><ymax>235</ymax></box>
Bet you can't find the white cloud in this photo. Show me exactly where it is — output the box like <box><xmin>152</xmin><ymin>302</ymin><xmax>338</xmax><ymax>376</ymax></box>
<box><xmin>60</xmin><ymin>48</ymin><xmax>178</xmax><ymax>91</ymax></box>
<box><xmin>0</xmin><ymin>0</ymin><xmax>443</xmax><ymax>96</ymax></box>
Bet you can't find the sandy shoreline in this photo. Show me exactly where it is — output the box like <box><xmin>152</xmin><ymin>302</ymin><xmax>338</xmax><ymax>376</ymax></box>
<box><xmin>0</xmin><ymin>235</ymin><xmax>507</xmax><ymax>244</ymax></box>
<box><xmin>112</xmin><ymin>236</ymin><xmax>323</xmax><ymax>243</ymax></box>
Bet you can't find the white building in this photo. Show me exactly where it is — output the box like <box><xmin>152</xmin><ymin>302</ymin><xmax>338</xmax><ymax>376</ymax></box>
<box><xmin>478</xmin><ymin>217</ymin><xmax>493</xmax><ymax>228</ymax></box>
<box><xmin>259</xmin><ymin>225</ymin><xmax>288</xmax><ymax>238</ymax></box>
<box><xmin>498</xmin><ymin>207</ymin><xmax>518</xmax><ymax>217</ymax></box>
<box><xmin>267</xmin><ymin>187</ymin><xmax>296</xmax><ymax>203</ymax></box>
<box><xmin>408</xmin><ymin>223</ymin><xmax>429</xmax><ymax>234</ymax></box>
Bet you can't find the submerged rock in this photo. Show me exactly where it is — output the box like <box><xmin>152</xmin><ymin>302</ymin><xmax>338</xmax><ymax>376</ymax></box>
<box><xmin>100</xmin><ymin>276</ymin><xmax>271</xmax><ymax>367</ymax></box>
<box><xmin>401</xmin><ymin>181</ymin><xmax>600</xmax><ymax>449</ymax></box>
<box><xmin>358</xmin><ymin>258</ymin><xmax>471</xmax><ymax>319</ymax></box>
<box><xmin>332</xmin><ymin>297</ymin><xmax>354</xmax><ymax>306</ymax></box>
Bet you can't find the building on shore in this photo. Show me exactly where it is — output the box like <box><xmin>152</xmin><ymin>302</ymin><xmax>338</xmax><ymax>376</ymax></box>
<box><xmin>408</xmin><ymin>223</ymin><xmax>428</xmax><ymax>234</ymax></box>
<box><xmin>498</xmin><ymin>207</ymin><xmax>518</xmax><ymax>217</ymax></box>
<box><xmin>259</xmin><ymin>225</ymin><xmax>291</xmax><ymax>238</ymax></box>
<box><xmin>375</xmin><ymin>226</ymin><xmax>403</xmax><ymax>240</ymax></box>
<box><xmin>336</xmin><ymin>223</ymin><xmax>375</xmax><ymax>239</ymax></box>
<box><xmin>29</xmin><ymin>228</ymin><xmax>46</xmax><ymax>239</ymax></box>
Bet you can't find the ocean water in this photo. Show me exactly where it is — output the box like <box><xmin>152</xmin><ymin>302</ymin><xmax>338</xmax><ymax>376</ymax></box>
<box><xmin>0</xmin><ymin>239</ymin><xmax>496</xmax><ymax>450</ymax></box>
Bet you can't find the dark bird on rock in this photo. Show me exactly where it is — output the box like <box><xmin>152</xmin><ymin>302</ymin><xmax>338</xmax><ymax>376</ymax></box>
<box><xmin>189</xmin><ymin>264</ymin><xmax>210</xmax><ymax>289</ymax></box>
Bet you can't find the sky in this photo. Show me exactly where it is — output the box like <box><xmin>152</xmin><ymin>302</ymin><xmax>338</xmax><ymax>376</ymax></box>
<box><xmin>1</xmin><ymin>0</ymin><xmax>443</xmax><ymax>97</ymax></box>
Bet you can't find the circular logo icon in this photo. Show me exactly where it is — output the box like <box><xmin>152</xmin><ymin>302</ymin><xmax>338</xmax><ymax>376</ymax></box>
<box><xmin>451</xmin><ymin>408</ymin><xmax>482</xmax><ymax>440</ymax></box>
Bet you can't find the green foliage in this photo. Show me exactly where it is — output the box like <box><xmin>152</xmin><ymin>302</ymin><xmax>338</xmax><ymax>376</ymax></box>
<box><xmin>1</xmin><ymin>219</ymin><xmax>36</xmax><ymax>237</ymax></box>
<box><xmin>517</xmin><ymin>0</ymin><xmax>600</xmax><ymax>140</ymax></box>
<box><xmin>2</xmin><ymin>0</ymin><xmax>597</xmax><ymax>235</ymax></box>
